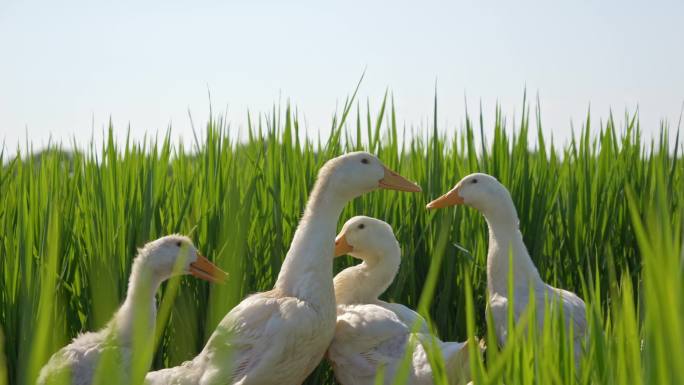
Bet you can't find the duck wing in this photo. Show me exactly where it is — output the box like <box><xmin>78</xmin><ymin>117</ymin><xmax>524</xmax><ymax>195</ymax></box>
<box><xmin>377</xmin><ymin>300</ymin><xmax>431</xmax><ymax>335</ymax></box>
<box><xmin>198</xmin><ymin>290</ymin><xmax>328</xmax><ymax>385</ymax></box>
<box><xmin>38</xmin><ymin>331</ymin><xmax>129</xmax><ymax>385</ymax></box>
<box><xmin>329</xmin><ymin>303</ymin><xmax>411</xmax><ymax>379</ymax></box>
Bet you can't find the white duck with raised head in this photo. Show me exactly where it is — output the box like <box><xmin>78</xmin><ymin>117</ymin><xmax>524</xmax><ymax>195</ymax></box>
<box><xmin>37</xmin><ymin>235</ymin><xmax>227</xmax><ymax>385</ymax></box>
<box><xmin>145</xmin><ymin>152</ymin><xmax>421</xmax><ymax>385</ymax></box>
<box><xmin>427</xmin><ymin>173</ymin><xmax>586</xmax><ymax>359</ymax></box>
<box><xmin>328</xmin><ymin>216</ymin><xmax>472</xmax><ymax>385</ymax></box>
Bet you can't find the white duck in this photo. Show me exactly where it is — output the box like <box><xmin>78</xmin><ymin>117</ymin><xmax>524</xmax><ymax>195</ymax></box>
<box><xmin>145</xmin><ymin>152</ymin><xmax>421</xmax><ymax>385</ymax></box>
<box><xmin>328</xmin><ymin>216</ymin><xmax>472</xmax><ymax>385</ymax></box>
<box><xmin>37</xmin><ymin>235</ymin><xmax>227</xmax><ymax>385</ymax></box>
<box><xmin>427</xmin><ymin>173</ymin><xmax>586</xmax><ymax>359</ymax></box>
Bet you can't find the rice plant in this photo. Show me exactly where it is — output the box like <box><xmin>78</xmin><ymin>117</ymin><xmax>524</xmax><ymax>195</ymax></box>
<box><xmin>0</xmin><ymin>92</ymin><xmax>681</xmax><ymax>384</ymax></box>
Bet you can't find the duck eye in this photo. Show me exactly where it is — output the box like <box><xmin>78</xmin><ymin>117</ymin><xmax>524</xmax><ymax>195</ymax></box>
<box><xmin>361</xmin><ymin>158</ymin><xmax>369</xmax><ymax>164</ymax></box>
<box><xmin>358</xmin><ymin>224</ymin><xmax>365</xmax><ymax>229</ymax></box>
<box><xmin>472</xmin><ymin>179</ymin><xmax>478</xmax><ymax>184</ymax></box>
<box><xmin>176</xmin><ymin>241</ymin><xmax>182</xmax><ymax>247</ymax></box>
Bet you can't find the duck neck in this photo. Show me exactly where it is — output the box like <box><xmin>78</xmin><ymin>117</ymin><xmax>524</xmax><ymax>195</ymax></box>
<box><xmin>112</xmin><ymin>257</ymin><xmax>162</xmax><ymax>345</ymax></box>
<box><xmin>334</xmin><ymin>248</ymin><xmax>400</xmax><ymax>305</ymax></box>
<box><xmin>482</xmin><ymin>203</ymin><xmax>541</xmax><ymax>296</ymax></box>
<box><xmin>274</xmin><ymin>176</ymin><xmax>346</xmax><ymax>307</ymax></box>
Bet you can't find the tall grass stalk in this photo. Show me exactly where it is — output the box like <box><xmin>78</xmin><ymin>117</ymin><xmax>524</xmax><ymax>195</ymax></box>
<box><xmin>0</xmin><ymin>95</ymin><xmax>681</xmax><ymax>384</ymax></box>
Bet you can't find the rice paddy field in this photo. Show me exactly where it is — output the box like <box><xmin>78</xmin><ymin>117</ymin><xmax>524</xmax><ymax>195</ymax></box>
<box><xmin>1</xmin><ymin>94</ymin><xmax>682</xmax><ymax>385</ymax></box>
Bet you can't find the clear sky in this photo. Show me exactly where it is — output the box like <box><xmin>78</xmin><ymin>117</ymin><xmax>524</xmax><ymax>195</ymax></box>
<box><xmin>1</xmin><ymin>0</ymin><xmax>683</xmax><ymax>151</ymax></box>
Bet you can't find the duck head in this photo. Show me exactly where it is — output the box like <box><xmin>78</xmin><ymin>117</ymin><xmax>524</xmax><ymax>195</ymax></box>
<box><xmin>322</xmin><ymin>152</ymin><xmax>421</xmax><ymax>200</ymax></box>
<box><xmin>138</xmin><ymin>235</ymin><xmax>228</xmax><ymax>283</ymax></box>
<box><xmin>426</xmin><ymin>173</ymin><xmax>516</xmax><ymax>219</ymax></box>
<box><xmin>334</xmin><ymin>216</ymin><xmax>400</xmax><ymax>262</ymax></box>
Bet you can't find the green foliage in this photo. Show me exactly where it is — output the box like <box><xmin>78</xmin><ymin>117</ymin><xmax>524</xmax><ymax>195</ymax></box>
<box><xmin>0</xmin><ymin>94</ymin><xmax>681</xmax><ymax>384</ymax></box>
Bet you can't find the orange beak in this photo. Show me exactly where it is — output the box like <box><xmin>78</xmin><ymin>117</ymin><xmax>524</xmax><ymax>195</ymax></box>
<box><xmin>189</xmin><ymin>254</ymin><xmax>228</xmax><ymax>283</ymax></box>
<box><xmin>379</xmin><ymin>166</ymin><xmax>422</xmax><ymax>192</ymax></box>
<box><xmin>426</xmin><ymin>186</ymin><xmax>464</xmax><ymax>209</ymax></box>
<box><xmin>334</xmin><ymin>234</ymin><xmax>353</xmax><ymax>257</ymax></box>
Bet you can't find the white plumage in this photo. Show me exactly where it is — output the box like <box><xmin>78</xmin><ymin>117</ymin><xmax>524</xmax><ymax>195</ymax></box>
<box><xmin>145</xmin><ymin>152</ymin><xmax>421</xmax><ymax>385</ymax></box>
<box><xmin>37</xmin><ymin>235</ymin><xmax>227</xmax><ymax>385</ymax></box>
<box><xmin>427</xmin><ymin>173</ymin><xmax>587</xmax><ymax>360</ymax></box>
<box><xmin>328</xmin><ymin>216</ymin><xmax>472</xmax><ymax>385</ymax></box>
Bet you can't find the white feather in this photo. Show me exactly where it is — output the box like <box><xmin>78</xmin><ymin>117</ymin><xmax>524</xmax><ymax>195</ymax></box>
<box><xmin>440</xmin><ymin>173</ymin><xmax>587</xmax><ymax>359</ymax></box>
<box><xmin>146</xmin><ymin>152</ymin><xmax>417</xmax><ymax>385</ymax></box>
<box><xmin>328</xmin><ymin>216</ymin><xmax>472</xmax><ymax>385</ymax></box>
<box><xmin>38</xmin><ymin>235</ymin><xmax>206</xmax><ymax>385</ymax></box>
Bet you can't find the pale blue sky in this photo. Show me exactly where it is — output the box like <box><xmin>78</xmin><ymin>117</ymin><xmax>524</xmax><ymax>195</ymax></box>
<box><xmin>1</xmin><ymin>0</ymin><xmax>683</xmax><ymax>151</ymax></box>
